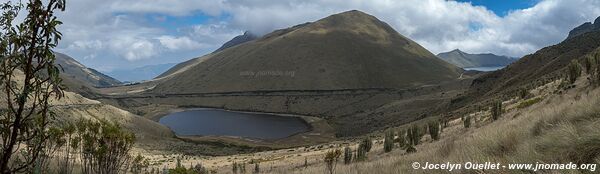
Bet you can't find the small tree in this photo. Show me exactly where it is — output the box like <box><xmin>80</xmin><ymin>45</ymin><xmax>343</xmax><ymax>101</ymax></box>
<box><xmin>343</xmin><ymin>146</ymin><xmax>352</xmax><ymax>164</ymax></box>
<box><xmin>0</xmin><ymin>0</ymin><xmax>66</xmax><ymax>173</ymax></box>
<box><xmin>323</xmin><ymin>149</ymin><xmax>341</xmax><ymax>174</ymax></box>
<box><xmin>383</xmin><ymin>131</ymin><xmax>394</xmax><ymax>153</ymax></box>
<box><xmin>491</xmin><ymin>100</ymin><xmax>503</xmax><ymax>121</ymax></box>
<box><xmin>567</xmin><ymin>59</ymin><xmax>582</xmax><ymax>84</ymax></box>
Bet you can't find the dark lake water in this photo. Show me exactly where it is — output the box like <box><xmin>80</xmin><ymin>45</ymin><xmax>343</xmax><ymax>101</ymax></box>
<box><xmin>463</xmin><ymin>66</ymin><xmax>505</xmax><ymax>72</ymax></box>
<box><xmin>159</xmin><ymin>109</ymin><xmax>310</xmax><ymax>139</ymax></box>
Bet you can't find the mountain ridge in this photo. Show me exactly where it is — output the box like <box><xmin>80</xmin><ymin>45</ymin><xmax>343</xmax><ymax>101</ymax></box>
<box><xmin>152</xmin><ymin>10</ymin><xmax>462</xmax><ymax>94</ymax></box>
<box><xmin>436</xmin><ymin>49</ymin><xmax>517</xmax><ymax>68</ymax></box>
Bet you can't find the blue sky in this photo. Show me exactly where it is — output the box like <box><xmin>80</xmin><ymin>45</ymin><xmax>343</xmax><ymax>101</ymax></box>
<box><xmin>457</xmin><ymin>0</ymin><xmax>539</xmax><ymax>16</ymax></box>
<box><xmin>45</xmin><ymin>0</ymin><xmax>600</xmax><ymax>81</ymax></box>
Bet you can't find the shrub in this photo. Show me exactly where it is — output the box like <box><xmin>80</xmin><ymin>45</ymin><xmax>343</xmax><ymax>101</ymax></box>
<box><xmin>383</xmin><ymin>131</ymin><xmax>394</xmax><ymax>153</ymax></box>
<box><xmin>428</xmin><ymin>120</ymin><xmax>440</xmax><ymax>141</ymax></box>
<box><xmin>253</xmin><ymin>163</ymin><xmax>260</xmax><ymax>174</ymax></box>
<box><xmin>491</xmin><ymin>100</ymin><xmax>503</xmax><ymax>121</ymax></box>
<box><xmin>519</xmin><ymin>87</ymin><xmax>530</xmax><ymax>99</ymax></box>
<box><xmin>361</xmin><ymin>137</ymin><xmax>372</xmax><ymax>152</ymax></box>
<box><xmin>130</xmin><ymin>154</ymin><xmax>149</xmax><ymax>174</ymax></box>
<box><xmin>462</xmin><ymin>116</ymin><xmax>471</xmax><ymax>128</ymax></box>
<box><xmin>75</xmin><ymin>119</ymin><xmax>135</xmax><ymax>174</ymax></box>
<box><xmin>583</xmin><ymin>55</ymin><xmax>594</xmax><ymax>74</ymax></box>
<box><xmin>567</xmin><ymin>59</ymin><xmax>582</xmax><ymax>84</ymax></box>
<box><xmin>396</xmin><ymin>129</ymin><xmax>407</xmax><ymax>148</ymax></box>
<box><xmin>343</xmin><ymin>146</ymin><xmax>352</xmax><ymax>164</ymax></box>
<box><xmin>517</xmin><ymin>97</ymin><xmax>543</xmax><ymax>109</ymax></box>
<box><xmin>324</xmin><ymin>149</ymin><xmax>341</xmax><ymax>174</ymax></box>
<box><xmin>407</xmin><ymin>125</ymin><xmax>422</xmax><ymax>146</ymax></box>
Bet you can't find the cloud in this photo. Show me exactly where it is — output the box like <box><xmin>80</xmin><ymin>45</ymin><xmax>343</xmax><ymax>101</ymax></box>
<box><xmin>34</xmin><ymin>0</ymin><xmax>599</xmax><ymax>72</ymax></box>
<box><xmin>109</xmin><ymin>36</ymin><xmax>158</xmax><ymax>61</ymax></box>
<box><xmin>157</xmin><ymin>36</ymin><xmax>204</xmax><ymax>51</ymax></box>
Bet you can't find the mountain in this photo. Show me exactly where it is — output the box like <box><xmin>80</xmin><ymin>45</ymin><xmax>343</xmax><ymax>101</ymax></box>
<box><xmin>213</xmin><ymin>31</ymin><xmax>258</xmax><ymax>53</ymax></box>
<box><xmin>436</xmin><ymin>49</ymin><xmax>517</xmax><ymax>68</ymax></box>
<box><xmin>464</xmin><ymin>19</ymin><xmax>600</xmax><ymax>106</ymax></box>
<box><xmin>55</xmin><ymin>53</ymin><xmax>121</xmax><ymax>87</ymax></box>
<box><xmin>107</xmin><ymin>63</ymin><xmax>176</xmax><ymax>82</ymax></box>
<box><xmin>154</xmin><ymin>10</ymin><xmax>462</xmax><ymax>94</ymax></box>
<box><xmin>566</xmin><ymin>16</ymin><xmax>600</xmax><ymax>40</ymax></box>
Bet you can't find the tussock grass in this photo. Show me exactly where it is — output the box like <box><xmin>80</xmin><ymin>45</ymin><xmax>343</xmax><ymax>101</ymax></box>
<box><xmin>273</xmin><ymin>86</ymin><xmax>600</xmax><ymax>174</ymax></box>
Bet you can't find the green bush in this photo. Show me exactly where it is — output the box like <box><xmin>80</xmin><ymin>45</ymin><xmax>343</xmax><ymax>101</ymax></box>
<box><xmin>517</xmin><ymin>97</ymin><xmax>543</xmax><ymax>109</ymax></box>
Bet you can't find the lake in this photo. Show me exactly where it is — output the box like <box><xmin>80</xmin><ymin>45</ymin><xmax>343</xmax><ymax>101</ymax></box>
<box><xmin>159</xmin><ymin>109</ymin><xmax>311</xmax><ymax>139</ymax></box>
<box><xmin>463</xmin><ymin>66</ymin><xmax>505</xmax><ymax>72</ymax></box>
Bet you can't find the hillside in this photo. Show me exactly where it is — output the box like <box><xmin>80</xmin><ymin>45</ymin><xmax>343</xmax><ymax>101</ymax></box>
<box><xmin>55</xmin><ymin>52</ymin><xmax>122</xmax><ymax>87</ymax></box>
<box><xmin>436</xmin><ymin>49</ymin><xmax>517</xmax><ymax>68</ymax></box>
<box><xmin>153</xmin><ymin>10</ymin><xmax>462</xmax><ymax>94</ymax></box>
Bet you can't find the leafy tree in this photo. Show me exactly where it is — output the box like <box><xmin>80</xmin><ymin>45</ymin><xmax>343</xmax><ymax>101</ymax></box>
<box><xmin>323</xmin><ymin>149</ymin><xmax>341</xmax><ymax>174</ymax></box>
<box><xmin>0</xmin><ymin>0</ymin><xmax>66</xmax><ymax>173</ymax></box>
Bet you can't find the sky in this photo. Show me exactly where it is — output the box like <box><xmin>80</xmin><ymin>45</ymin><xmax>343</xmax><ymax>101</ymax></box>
<box><xmin>4</xmin><ymin>0</ymin><xmax>600</xmax><ymax>74</ymax></box>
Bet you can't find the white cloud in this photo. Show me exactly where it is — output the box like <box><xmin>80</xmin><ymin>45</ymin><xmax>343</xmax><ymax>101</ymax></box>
<box><xmin>39</xmin><ymin>0</ymin><xmax>600</xmax><ymax>72</ymax></box>
<box><xmin>157</xmin><ymin>36</ymin><xmax>204</xmax><ymax>51</ymax></box>
<box><xmin>109</xmin><ymin>37</ymin><xmax>158</xmax><ymax>61</ymax></box>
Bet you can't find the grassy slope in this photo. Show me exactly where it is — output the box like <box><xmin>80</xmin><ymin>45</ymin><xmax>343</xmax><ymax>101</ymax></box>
<box><xmin>266</xmin><ymin>78</ymin><xmax>600</xmax><ymax>174</ymax></box>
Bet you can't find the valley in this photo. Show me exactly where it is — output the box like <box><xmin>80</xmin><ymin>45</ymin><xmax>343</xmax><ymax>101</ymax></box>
<box><xmin>1</xmin><ymin>1</ymin><xmax>600</xmax><ymax>173</ymax></box>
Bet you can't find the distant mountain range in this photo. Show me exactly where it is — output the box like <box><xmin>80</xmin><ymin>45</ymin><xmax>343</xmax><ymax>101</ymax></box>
<box><xmin>567</xmin><ymin>16</ymin><xmax>600</xmax><ymax>40</ymax></box>
<box><xmin>436</xmin><ymin>49</ymin><xmax>518</xmax><ymax>68</ymax></box>
<box><xmin>107</xmin><ymin>63</ymin><xmax>176</xmax><ymax>83</ymax></box>
<box><xmin>154</xmin><ymin>10</ymin><xmax>462</xmax><ymax>94</ymax></box>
